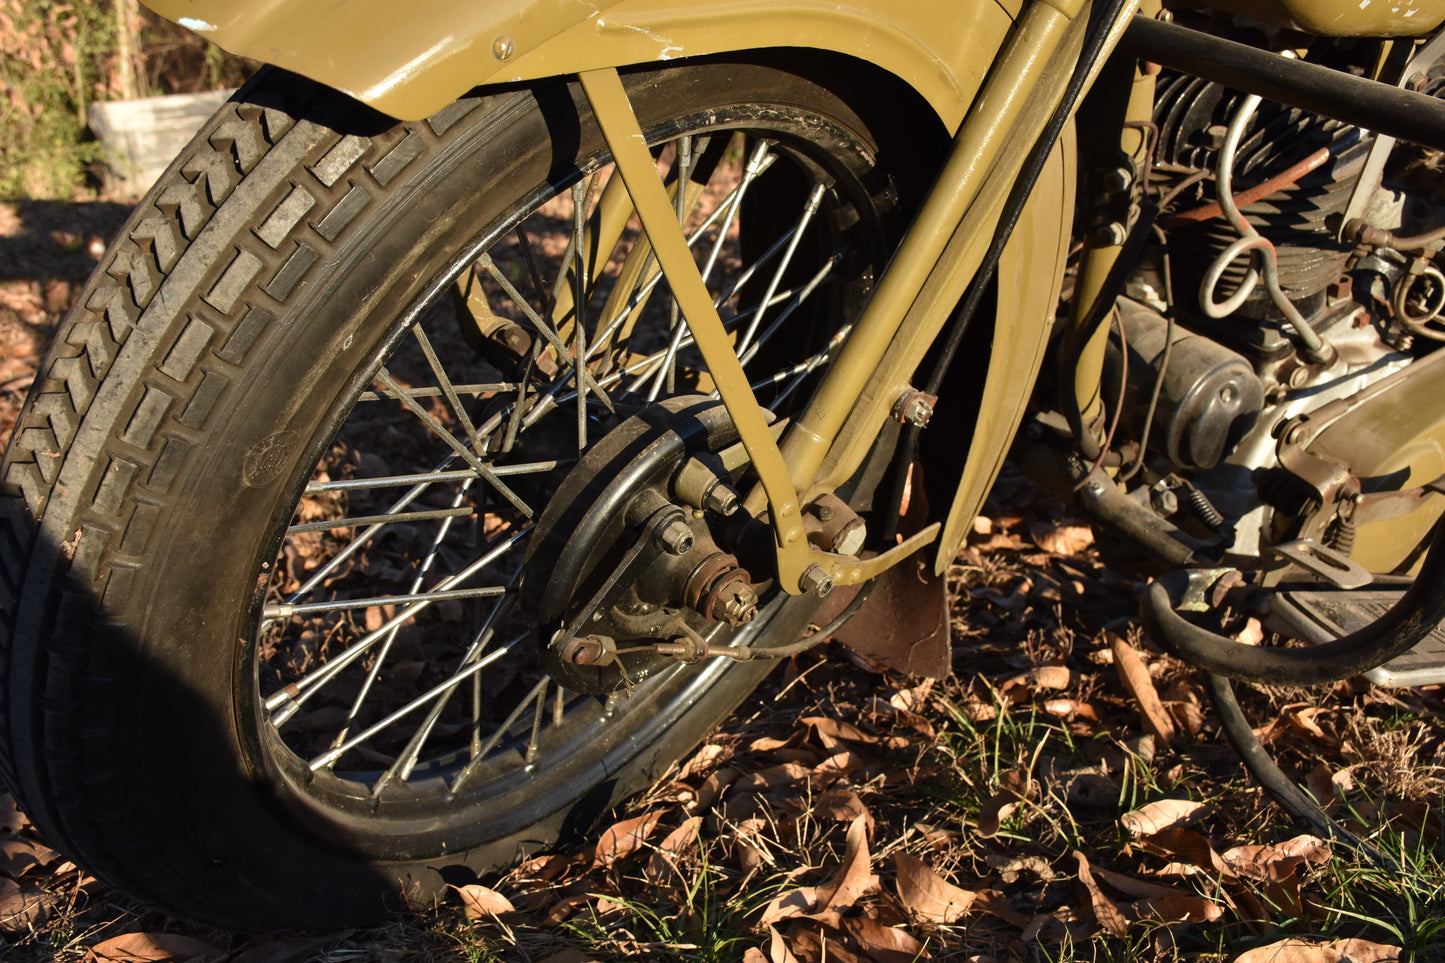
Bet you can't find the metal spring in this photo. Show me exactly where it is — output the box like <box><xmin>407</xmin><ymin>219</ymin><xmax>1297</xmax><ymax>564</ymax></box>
<box><xmin>1183</xmin><ymin>483</ymin><xmax>1227</xmax><ymax>532</ymax></box>
<box><xmin>1327</xmin><ymin>515</ymin><xmax>1358</xmax><ymax>556</ymax></box>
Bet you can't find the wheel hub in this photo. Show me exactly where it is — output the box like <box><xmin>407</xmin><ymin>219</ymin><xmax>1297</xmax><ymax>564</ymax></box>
<box><xmin>520</xmin><ymin>397</ymin><xmax>764</xmax><ymax>693</ymax></box>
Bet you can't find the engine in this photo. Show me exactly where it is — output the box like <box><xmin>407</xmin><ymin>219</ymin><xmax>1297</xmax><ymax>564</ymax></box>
<box><xmin>1091</xmin><ymin>39</ymin><xmax>1445</xmax><ymax>570</ymax></box>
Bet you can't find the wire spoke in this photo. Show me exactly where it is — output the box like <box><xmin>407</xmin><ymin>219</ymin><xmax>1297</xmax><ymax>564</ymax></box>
<box><xmin>452</xmin><ymin>677</ymin><xmax>548</xmax><ymax>793</ymax></box>
<box><xmin>476</xmin><ymin>254</ymin><xmax>616</xmax><ymax>414</ymax></box>
<box><xmin>286</xmin><ymin>452</ymin><xmax>461</xmax><ymax>603</ymax></box>
<box><xmin>308</xmin><ymin>632</ymin><xmax>526</xmax><ymax>772</ymax></box>
<box><xmin>412</xmin><ymin>325</ymin><xmax>490</xmax><ymax>459</ymax></box>
<box><xmin>305</xmin><ymin>461</ymin><xmax>560</xmax><ymax>494</ymax></box>
<box><xmin>370</xmin><ymin>590</ymin><xmax>521</xmax><ymax>795</ymax></box>
<box><xmin>374</xmin><ymin>367</ymin><xmax>534</xmax><ymax>518</ymax></box>
<box><xmin>326</xmin><ymin>480</ymin><xmax>475</xmax><ymax>764</ymax></box>
<box><xmin>264</xmin><ymin>528</ymin><xmax>529</xmax><ymax>723</ymax></box>
<box><xmin>737</xmin><ymin>183</ymin><xmax>826</xmax><ymax>356</ymax></box>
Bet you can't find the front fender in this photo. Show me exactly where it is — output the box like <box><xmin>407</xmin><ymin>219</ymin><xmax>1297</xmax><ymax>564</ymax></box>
<box><xmin>146</xmin><ymin>0</ymin><xmax>1014</xmax><ymax>129</ymax></box>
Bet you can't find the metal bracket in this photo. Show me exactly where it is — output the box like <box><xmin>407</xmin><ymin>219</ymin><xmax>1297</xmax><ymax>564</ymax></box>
<box><xmin>1268</xmin><ymin>538</ymin><xmax>1373</xmax><ymax>591</ymax></box>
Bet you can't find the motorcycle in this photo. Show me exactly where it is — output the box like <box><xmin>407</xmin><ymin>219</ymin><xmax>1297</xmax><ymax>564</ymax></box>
<box><xmin>3</xmin><ymin>0</ymin><xmax>1445</xmax><ymax>930</ymax></box>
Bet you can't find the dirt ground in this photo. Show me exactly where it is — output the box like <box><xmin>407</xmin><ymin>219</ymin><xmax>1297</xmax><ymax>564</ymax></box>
<box><xmin>0</xmin><ymin>197</ymin><xmax>1442</xmax><ymax>962</ymax></box>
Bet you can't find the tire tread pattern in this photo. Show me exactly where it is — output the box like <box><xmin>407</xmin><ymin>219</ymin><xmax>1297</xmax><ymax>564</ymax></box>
<box><xmin>0</xmin><ymin>77</ymin><xmax>484</xmax><ymax>920</ymax></box>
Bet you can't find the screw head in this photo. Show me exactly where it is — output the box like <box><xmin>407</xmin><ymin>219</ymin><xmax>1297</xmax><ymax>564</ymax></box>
<box><xmin>492</xmin><ymin>35</ymin><xmax>515</xmax><ymax>60</ymax></box>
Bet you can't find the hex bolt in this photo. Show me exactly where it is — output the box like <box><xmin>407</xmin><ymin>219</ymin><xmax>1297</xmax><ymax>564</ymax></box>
<box><xmin>704</xmin><ymin>482</ymin><xmax>741</xmax><ymax>517</ymax></box>
<box><xmin>831</xmin><ymin>518</ymin><xmax>867</xmax><ymax>557</ymax></box>
<box><xmin>799</xmin><ymin>563</ymin><xmax>834</xmax><ymax>598</ymax></box>
<box><xmin>1150</xmin><ymin>485</ymin><xmax>1179</xmax><ymax>517</ymax></box>
<box><xmin>656</xmin><ymin>516</ymin><xmax>694</xmax><ymax>556</ymax></box>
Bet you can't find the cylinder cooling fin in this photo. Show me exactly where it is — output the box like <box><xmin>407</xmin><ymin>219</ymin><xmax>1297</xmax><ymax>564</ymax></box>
<box><xmin>1153</xmin><ymin>66</ymin><xmax>1372</xmax><ymax>325</ymax></box>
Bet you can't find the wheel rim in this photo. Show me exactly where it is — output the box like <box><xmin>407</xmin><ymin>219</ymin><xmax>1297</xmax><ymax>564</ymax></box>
<box><xmin>244</xmin><ymin>108</ymin><xmax>895</xmax><ymax>843</ymax></box>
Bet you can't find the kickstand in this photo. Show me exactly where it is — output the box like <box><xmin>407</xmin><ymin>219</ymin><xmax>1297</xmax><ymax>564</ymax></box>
<box><xmin>1206</xmin><ymin>672</ymin><xmax>1401</xmax><ymax>873</ymax></box>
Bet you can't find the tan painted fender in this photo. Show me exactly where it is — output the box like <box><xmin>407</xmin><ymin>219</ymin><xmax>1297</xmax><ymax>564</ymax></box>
<box><xmin>145</xmin><ymin>0</ymin><xmax>1015</xmax><ymax>128</ymax></box>
<box><xmin>936</xmin><ymin>126</ymin><xmax>1075</xmax><ymax>573</ymax></box>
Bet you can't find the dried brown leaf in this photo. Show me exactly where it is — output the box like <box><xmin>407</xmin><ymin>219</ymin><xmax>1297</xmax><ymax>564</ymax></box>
<box><xmin>1030</xmin><ymin>522</ymin><xmax>1094</xmax><ymax>556</ymax></box>
<box><xmin>1111</xmin><ymin>632</ymin><xmax>1177</xmax><ymax>743</ymax></box>
<box><xmin>1073</xmin><ymin>851</ymin><xmax>1128</xmax><ymax>937</ymax></box>
<box><xmin>1137</xmin><ymin>827</ymin><xmax>1225</xmax><ymax>873</ymax></box>
<box><xmin>1028</xmin><ymin>665</ymin><xmax>1073</xmax><ymax>690</ymax></box>
<box><xmin>1121</xmin><ymin>798</ymin><xmax>1207</xmax><ymax>837</ymax></box>
<box><xmin>768</xmin><ymin>924</ymin><xmax>804</xmax><ymax>963</ymax></box>
<box><xmin>679</xmin><ymin>742</ymin><xmax>731</xmax><ymax>779</ymax></box>
<box><xmin>812</xmin><ymin>815</ymin><xmax>876</xmax><ymax>914</ymax></box>
<box><xmin>803</xmin><ymin>716</ymin><xmax>878</xmax><ymax>748</ymax></box>
<box><xmin>0</xmin><ymin>838</ymin><xmax>56</xmax><ymax>878</ymax></box>
<box><xmin>646</xmin><ymin>815</ymin><xmax>702</xmax><ymax>884</ymax></box>
<box><xmin>842</xmin><ymin>916</ymin><xmax>927</xmax><ymax>963</ymax></box>
<box><xmin>0</xmin><ymin>877</ymin><xmax>51</xmax><ymax>933</ymax></box>
<box><xmin>913</xmin><ymin>821</ymin><xmax>956</xmax><ymax>851</ymax></box>
<box><xmin>1126</xmin><ymin>894</ymin><xmax>1224</xmax><ymax>925</ymax></box>
<box><xmin>814</xmin><ymin>790</ymin><xmax>875</xmax><ymax>833</ymax></box>
<box><xmin>85</xmin><ymin>933</ymin><xmax>222</xmax><ymax>962</ymax></box>
<box><xmin>1230</xmin><ymin>937</ymin><xmax>1401</xmax><ymax>963</ymax></box>
<box><xmin>761</xmin><ymin>887</ymin><xmax>819</xmax><ymax>926</ymax></box>
<box><xmin>1222</xmin><ymin>834</ymin><xmax>1331</xmax><ymax>882</ymax></box>
<box><xmin>594</xmin><ymin>809</ymin><xmax>664</xmax><ymax>867</ymax></box>
<box><xmin>690</xmin><ymin>765</ymin><xmax>742</xmax><ymax>812</ymax></box>
<box><xmin>976</xmin><ymin>771</ymin><xmax>1032</xmax><ymax>838</ymax></box>
<box><xmin>895</xmin><ymin>852</ymin><xmax>976</xmax><ymax>923</ymax></box>
<box><xmin>973</xmin><ymin>890</ymin><xmax>1032</xmax><ymax>927</ymax></box>
<box><xmin>730</xmin><ymin>763</ymin><xmax>811</xmax><ymax>796</ymax></box>
<box><xmin>743</xmin><ymin>949</ymin><xmax>769</xmax><ymax>963</ymax></box>
<box><xmin>1235</xmin><ymin>618</ymin><xmax>1265</xmax><ymax>646</ymax></box>
<box><xmin>452</xmin><ymin>883</ymin><xmax>515</xmax><ymax>920</ymax></box>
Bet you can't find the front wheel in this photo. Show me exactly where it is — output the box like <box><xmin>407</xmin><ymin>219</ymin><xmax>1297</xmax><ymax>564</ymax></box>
<box><xmin>0</xmin><ymin>61</ymin><xmax>936</xmax><ymax>928</ymax></box>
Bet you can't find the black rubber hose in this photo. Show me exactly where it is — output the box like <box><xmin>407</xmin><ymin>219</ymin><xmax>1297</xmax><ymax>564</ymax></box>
<box><xmin>1206</xmin><ymin>673</ymin><xmax>1399</xmax><ymax>872</ymax></box>
<box><xmin>1142</xmin><ymin>525</ymin><xmax>1445</xmax><ymax>686</ymax></box>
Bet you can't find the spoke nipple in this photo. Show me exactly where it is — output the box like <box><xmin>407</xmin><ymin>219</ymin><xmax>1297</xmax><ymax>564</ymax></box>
<box><xmin>799</xmin><ymin>563</ymin><xmax>834</xmax><ymax>598</ymax></box>
<box><xmin>656</xmin><ymin>516</ymin><xmax>694</xmax><ymax>555</ymax></box>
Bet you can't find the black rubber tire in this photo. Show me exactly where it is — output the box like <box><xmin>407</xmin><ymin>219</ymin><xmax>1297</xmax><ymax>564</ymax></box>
<box><xmin>0</xmin><ymin>60</ymin><xmax>930</xmax><ymax>929</ymax></box>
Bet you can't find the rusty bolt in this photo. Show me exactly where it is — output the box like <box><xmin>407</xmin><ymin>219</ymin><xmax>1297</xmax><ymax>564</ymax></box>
<box><xmin>799</xmin><ymin>563</ymin><xmax>834</xmax><ymax>598</ymax></box>
<box><xmin>655</xmin><ymin>516</ymin><xmax>694</xmax><ymax>556</ymax></box>
<box><xmin>559</xmin><ymin>634</ymin><xmax>613</xmax><ymax>666</ymax></box>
